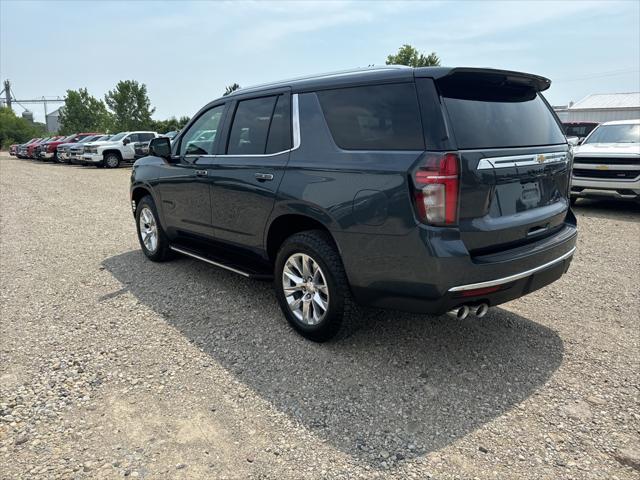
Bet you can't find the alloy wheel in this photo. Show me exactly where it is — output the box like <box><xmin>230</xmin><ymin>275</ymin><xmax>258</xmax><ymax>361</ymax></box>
<box><xmin>282</xmin><ymin>253</ymin><xmax>330</xmax><ymax>325</ymax></box>
<box><xmin>139</xmin><ymin>207</ymin><xmax>158</xmax><ymax>253</ymax></box>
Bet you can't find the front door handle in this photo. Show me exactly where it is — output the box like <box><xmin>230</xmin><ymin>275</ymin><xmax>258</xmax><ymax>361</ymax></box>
<box><xmin>255</xmin><ymin>173</ymin><xmax>274</xmax><ymax>181</ymax></box>
<box><xmin>195</xmin><ymin>169</ymin><xmax>208</xmax><ymax>177</ymax></box>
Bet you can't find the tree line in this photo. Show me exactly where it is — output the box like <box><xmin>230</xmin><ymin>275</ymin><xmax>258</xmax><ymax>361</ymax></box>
<box><xmin>1</xmin><ymin>44</ymin><xmax>439</xmax><ymax>148</ymax></box>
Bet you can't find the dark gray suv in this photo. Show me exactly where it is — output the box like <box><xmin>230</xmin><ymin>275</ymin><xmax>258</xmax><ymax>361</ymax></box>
<box><xmin>130</xmin><ymin>66</ymin><xmax>577</xmax><ymax>341</ymax></box>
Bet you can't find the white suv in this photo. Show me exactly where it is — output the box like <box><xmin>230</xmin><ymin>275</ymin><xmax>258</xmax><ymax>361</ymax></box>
<box><xmin>83</xmin><ymin>131</ymin><xmax>159</xmax><ymax>168</ymax></box>
<box><xmin>571</xmin><ymin>119</ymin><xmax>640</xmax><ymax>202</ymax></box>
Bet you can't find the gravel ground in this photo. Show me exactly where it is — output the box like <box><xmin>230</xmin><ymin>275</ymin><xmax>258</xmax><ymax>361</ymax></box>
<box><xmin>1</xmin><ymin>154</ymin><xmax>638</xmax><ymax>479</ymax></box>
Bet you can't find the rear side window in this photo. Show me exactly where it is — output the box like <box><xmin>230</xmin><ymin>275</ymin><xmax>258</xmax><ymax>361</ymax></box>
<box><xmin>138</xmin><ymin>133</ymin><xmax>155</xmax><ymax>142</ymax></box>
<box><xmin>317</xmin><ymin>83</ymin><xmax>424</xmax><ymax>150</ymax></box>
<box><xmin>228</xmin><ymin>96</ymin><xmax>277</xmax><ymax>155</ymax></box>
<box><xmin>266</xmin><ymin>95</ymin><xmax>292</xmax><ymax>154</ymax></box>
<box><xmin>439</xmin><ymin>77</ymin><xmax>565</xmax><ymax>149</ymax></box>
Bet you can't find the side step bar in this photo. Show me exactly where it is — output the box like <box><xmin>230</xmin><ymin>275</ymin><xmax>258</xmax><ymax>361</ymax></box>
<box><xmin>169</xmin><ymin>245</ymin><xmax>273</xmax><ymax>280</ymax></box>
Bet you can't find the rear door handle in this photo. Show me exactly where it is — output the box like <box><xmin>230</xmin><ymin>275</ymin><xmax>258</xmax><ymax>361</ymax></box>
<box><xmin>255</xmin><ymin>173</ymin><xmax>274</xmax><ymax>181</ymax></box>
<box><xmin>195</xmin><ymin>169</ymin><xmax>208</xmax><ymax>177</ymax></box>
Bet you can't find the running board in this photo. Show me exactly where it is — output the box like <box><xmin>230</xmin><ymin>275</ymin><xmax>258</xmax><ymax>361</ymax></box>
<box><xmin>169</xmin><ymin>245</ymin><xmax>273</xmax><ymax>280</ymax></box>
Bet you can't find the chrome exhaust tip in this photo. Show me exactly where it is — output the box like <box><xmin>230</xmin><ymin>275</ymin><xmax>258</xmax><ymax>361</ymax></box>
<box><xmin>447</xmin><ymin>305</ymin><xmax>470</xmax><ymax>320</ymax></box>
<box><xmin>474</xmin><ymin>303</ymin><xmax>489</xmax><ymax>318</ymax></box>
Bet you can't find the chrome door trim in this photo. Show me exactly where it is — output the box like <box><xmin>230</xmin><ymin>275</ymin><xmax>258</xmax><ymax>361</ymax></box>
<box><xmin>448</xmin><ymin>247</ymin><xmax>576</xmax><ymax>292</ymax></box>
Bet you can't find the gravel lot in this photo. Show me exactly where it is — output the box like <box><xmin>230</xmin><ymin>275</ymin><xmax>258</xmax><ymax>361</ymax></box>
<box><xmin>1</xmin><ymin>154</ymin><xmax>638</xmax><ymax>479</ymax></box>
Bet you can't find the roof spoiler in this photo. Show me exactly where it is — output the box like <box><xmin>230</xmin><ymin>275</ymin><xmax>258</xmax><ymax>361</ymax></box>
<box><xmin>416</xmin><ymin>67</ymin><xmax>552</xmax><ymax>92</ymax></box>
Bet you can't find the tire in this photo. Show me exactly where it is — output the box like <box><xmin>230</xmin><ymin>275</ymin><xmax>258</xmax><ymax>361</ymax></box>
<box><xmin>274</xmin><ymin>230</ymin><xmax>355</xmax><ymax>342</ymax></box>
<box><xmin>104</xmin><ymin>153</ymin><xmax>120</xmax><ymax>168</ymax></box>
<box><xmin>135</xmin><ymin>195</ymin><xmax>173</xmax><ymax>262</ymax></box>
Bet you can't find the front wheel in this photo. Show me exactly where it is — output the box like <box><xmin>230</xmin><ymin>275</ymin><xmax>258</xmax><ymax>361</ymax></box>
<box><xmin>274</xmin><ymin>230</ymin><xmax>355</xmax><ymax>342</ymax></box>
<box><xmin>104</xmin><ymin>153</ymin><xmax>120</xmax><ymax>168</ymax></box>
<box><xmin>135</xmin><ymin>195</ymin><xmax>173</xmax><ymax>262</ymax></box>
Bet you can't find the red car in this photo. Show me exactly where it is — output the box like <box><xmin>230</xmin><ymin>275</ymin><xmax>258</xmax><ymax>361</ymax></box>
<box><xmin>27</xmin><ymin>137</ymin><xmax>55</xmax><ymax>159</ymax></box>
<box><xmin>44</xmin><ymin>132</ymin><xmax>101</xmax><ymax>163</ymax></box>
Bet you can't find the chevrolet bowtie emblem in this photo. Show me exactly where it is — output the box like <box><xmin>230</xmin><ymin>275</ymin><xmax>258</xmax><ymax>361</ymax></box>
<box><xmin>537</xmin><ymin>154</ymin><xmax>546</xmax><ymax>164</ymax></box>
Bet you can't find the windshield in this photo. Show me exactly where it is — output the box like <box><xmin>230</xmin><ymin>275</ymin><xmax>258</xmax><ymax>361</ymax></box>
<box><xmin>95</xmin><ymin>135</ymin><xmax>111</xmax><ymax>141</ymax></box>
<box><xmin>109</xmin><ymin>132</ymin><xmax>127</xmax><ymax>141</ymax></box>
<box><xmin>61</xmin><ymin>135</ymin><xmax>75</xmax><ymax>142</ymax></box>
<box><xmin>584</xmin><ymin>124</ymin><xmax>640</xmax><ymax>144</ymax></box>
<box><xmin>79</xmin><ymin>135</ymin><xmax>99</xmax><ymax>143</ymax></box>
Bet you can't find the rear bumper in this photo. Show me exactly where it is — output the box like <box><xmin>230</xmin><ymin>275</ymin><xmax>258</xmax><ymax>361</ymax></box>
<box><xmin>337</xmin><ymin>210</ymin><xmax>578</xmax><ymax>314</ymax></box>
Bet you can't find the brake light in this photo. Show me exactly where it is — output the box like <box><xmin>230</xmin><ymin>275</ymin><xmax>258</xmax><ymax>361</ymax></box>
<box><xmin>412</xmin><ymin>152</ymin><xmax>460</xmax><ymax>225</ymax></box>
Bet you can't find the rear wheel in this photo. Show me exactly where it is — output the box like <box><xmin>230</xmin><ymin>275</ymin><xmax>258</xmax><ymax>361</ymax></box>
<box><xmin>275</xmin><ymin>230</ymin><xmax>354</xmax><ymax>342</ymax></box>
<box><xmin>135</xmin><ymin>195</ymin><xmax>172</xmax><ymax>262</ymax></box>
<box><xmin>104</xmin><ymin>153</ymin><xmax>120</xmax><ymax>168</ymax></box>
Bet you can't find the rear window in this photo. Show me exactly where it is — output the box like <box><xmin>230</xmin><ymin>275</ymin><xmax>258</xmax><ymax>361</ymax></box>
<box><xmin>317</xmin><ymin>83</ymin><xmax>424</xmax><ymax>150</ymax></box>
<box><xmin>440</xmin><ymin>79</ymin><xmax>565</xmax><ymax>149</ymax></box>
<box><xmin>563</xmin><ymin>123</ymin><xmax>598</xmax><ymax>137</ymax></box>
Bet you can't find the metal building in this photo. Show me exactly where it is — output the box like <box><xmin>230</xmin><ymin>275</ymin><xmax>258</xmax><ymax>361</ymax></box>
<box><xmin>561</xmin><ymin>92</ymin><xmax>640</xmax><ymax>123</ymax></box>
<box><xmin>46</xmin><ymin>107</ymin><xmax>63</xmax><ymax>133</ymax></box>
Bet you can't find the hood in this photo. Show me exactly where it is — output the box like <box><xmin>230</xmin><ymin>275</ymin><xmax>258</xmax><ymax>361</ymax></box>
<box><xmin>90</xmin><ymin>140</ymin><xmax>118</xmax><ymax>147</ymax></box>
<box><xmin>574</xmin><ymin>143</ymin><xmax>640</xmax><ymax>156</ymax></box>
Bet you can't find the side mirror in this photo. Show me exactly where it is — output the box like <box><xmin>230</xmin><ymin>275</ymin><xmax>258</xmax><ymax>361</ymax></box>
<box><xmin>123</xmin><ymin>137</ymin><xmax>131</xmax><ymax>145</ymax></box>
<box><xmin>149</xmin><ymin>137</ymin><xmax>172</xmax><ymax>159</ymax></box>
<box><xmin>567</xmin><ymin>136</ymin><xmax>580</xmax><ymax>147</ymax></box>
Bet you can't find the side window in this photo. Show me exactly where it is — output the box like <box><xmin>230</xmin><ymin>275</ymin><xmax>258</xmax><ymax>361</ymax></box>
<box><xmin>127</xmin><ymin>134</ymin><xmax>139</xmax><ymax>143</ymax></box>
<box><xmin>266</xmin><ymin>95</ymin><xmax>292</xmax><ymax>154</ymax></box>
<box><xmin>180</xmin><ymin>104</ymin><xmax>225</xmax><ymax>157</ymax></box>
<box><xmin>227</xmin><ymin>96</ymin><xmax>277</xmax><ymax>155</ymax></box>
<box><xmin>316</xmin><ymin>83</ymin><xmax>425</xmax><ymax>150</ymax></box>
<box><xmin>139</xmin><ymin>133</ymin><xmax>154</xmax><ymax>142</ymax></box>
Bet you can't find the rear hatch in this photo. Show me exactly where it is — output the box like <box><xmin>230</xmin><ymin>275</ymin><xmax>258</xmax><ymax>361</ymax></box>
<box><xmin>433</xmin><ymin>69</ymin><xmax>570</xmax><ymax>254</ymax></box>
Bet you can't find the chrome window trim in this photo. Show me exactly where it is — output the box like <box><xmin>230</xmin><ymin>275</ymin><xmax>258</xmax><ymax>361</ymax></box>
<box><xmin>448</xmin><ymin>247</ymin><xmax>576</xmax><ymax>292</ymax></box>
<box><xmin>477</xmin><ymin>151</ymin><xmax>569</xmax><ymax>170</ymax></box>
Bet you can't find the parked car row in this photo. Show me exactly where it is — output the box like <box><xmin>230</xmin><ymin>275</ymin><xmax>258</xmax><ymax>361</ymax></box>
<box><xmin>10</xmin><ymin>131</ymin><xmax>170</xmax><ymax>168</ymax></box>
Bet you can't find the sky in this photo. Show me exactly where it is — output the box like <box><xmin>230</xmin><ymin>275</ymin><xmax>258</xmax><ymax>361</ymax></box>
<box><xmin>1</xmin><ymin>0</ymin><xmax>639</xmax><ymax>123</ymax></box>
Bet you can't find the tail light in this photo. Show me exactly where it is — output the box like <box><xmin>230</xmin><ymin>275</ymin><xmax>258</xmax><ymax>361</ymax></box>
<box><xmin>411</xmin><ymin>152</ymin><xmax>460</xmax><ymax>225</ymax></box>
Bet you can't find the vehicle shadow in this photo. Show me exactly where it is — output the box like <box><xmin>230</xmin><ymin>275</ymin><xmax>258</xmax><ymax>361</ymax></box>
<box><xmin>572</xmin><ymin>197</ymin><xmax>640</xmax><ymax>220</ymax></box>
<box><xmin>102</xmin><ymin>250</ymin><xmax>564</xmax><ymax>465</ymax></box>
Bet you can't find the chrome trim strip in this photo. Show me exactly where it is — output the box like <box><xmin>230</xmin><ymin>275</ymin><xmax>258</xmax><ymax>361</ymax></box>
<box><xmin>448</xmin><ymin>247</ymin><xmax>576</xmax><ymax>292</ymax></box>
<box><xmin>170</xmin><ymin>246</ymin><xmax>251</xmax><ymax>277</ymax></box>
<box><xmin>477</xmin><ymin>151</ymin><xmax>568</xmax><ymax>170</ymax></box>
<box><xmin>291</xmin><ymin>93</ymin><xmax>301</xmax><ymax>150</ymax></box>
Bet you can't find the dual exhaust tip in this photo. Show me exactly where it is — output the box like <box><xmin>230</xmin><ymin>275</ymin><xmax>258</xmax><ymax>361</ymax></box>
<box><xmin>446</xmin><ymin>303</ymin><xmax>489</xmax><ymax>320</ymax></box>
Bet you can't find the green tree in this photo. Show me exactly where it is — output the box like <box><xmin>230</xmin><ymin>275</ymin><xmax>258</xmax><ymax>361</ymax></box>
<box><xmin>58</xmin><ymin>88</ymin><xmax>112</xmax><ymax>135</ymax></box>
<box><xmin>386</xmin><ymin>44</ymin><xmax>441</xmax><ymax>67</ymax></box>
<box><xmin>223</xmin><ymin>83</ymin><xmax>241</xmax><ymax>96</ymax></box>
<box><xmin>150</xmin><ymin>115</ymin><xmax>190</xmax><ymax>133</ymax></box>
<box><xmin>0</xmin><ymin>107</ymin><xmax>47</xmax><ymax>149</ymax></box>
<box><xmin>104</xmin><ymin>80</ymin><xmax>155</xmax><ymax>132</ymax></box>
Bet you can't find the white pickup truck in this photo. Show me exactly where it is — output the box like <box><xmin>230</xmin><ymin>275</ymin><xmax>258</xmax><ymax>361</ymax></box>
<box><xmin>82</xmin><ymin>131</ymin><xmax>158</xmax><ymax>168</ymax></box>
<box><xmin>571</xmin><ymin>119</ymin><xmax>640</xmax><ymax>203</ymax></box>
